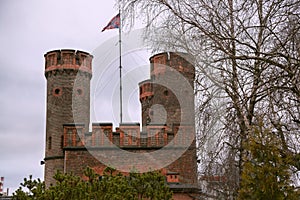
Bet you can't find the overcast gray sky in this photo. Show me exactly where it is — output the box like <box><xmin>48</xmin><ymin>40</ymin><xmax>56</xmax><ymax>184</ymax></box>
<box><xmin>0</xmin><ymin>0</ymin><xmax>150</xmax><ymax>194</ymax></box>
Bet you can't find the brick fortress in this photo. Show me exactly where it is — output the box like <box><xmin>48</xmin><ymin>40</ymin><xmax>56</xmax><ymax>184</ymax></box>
<box><xmin>43</xmin><ymin>49</ymin><xmax>199</xmax><ymax>199</ymax></box>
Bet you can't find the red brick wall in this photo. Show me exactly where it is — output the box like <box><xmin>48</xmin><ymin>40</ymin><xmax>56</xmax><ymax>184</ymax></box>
<box><xmin>64</xmin><ymin>148</ymin><xmax>199</xmax><ymax>199</ymax></box>
<box><xmin>173</xmin><ymin>193</ymin><xmax>197</xmax><ymax>200</ymax></box>
<box><xmin>167</xmin><ymin>141</ymin><xmax>198</xmax><ymax>184</ymax></box>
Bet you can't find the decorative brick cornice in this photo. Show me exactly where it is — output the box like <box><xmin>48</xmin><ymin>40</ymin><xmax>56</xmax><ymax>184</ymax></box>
<box><xmin>44</xmin><ymin>49</ymin><xmax>93</xmax><ymax>76</ymax></box>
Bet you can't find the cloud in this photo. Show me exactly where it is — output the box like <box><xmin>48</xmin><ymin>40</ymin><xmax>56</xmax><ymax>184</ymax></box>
<box><xmin>0</xmin><ymin>0</ymin><xmax>151</xmax><ymax>194</ymax></box>
<box><xmin>0</xmin><ymin>0</ymin><xmax>120</xmax><ymax>193</ymax></box>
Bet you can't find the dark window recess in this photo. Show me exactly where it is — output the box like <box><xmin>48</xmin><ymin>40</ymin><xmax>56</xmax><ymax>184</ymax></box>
<box><xmin>53</xmin><ymin>87</ymin><xmax>62</xmax><ymax>96</ymax></box>
<box><xmin>164</xmin><ymin>90</ymin><xmax>169</xmax><ymax>96</ymax></box>
<box><xmin>55</xmin><ymin>88</ymin><xmax>60</xmax><ymax>95</ymax></box>
<box><xmin>77</xmin><ymin>88</ymin><xmax>83</xmax><ymax>95</ymax></box>
<box><xmin>48</xmin><ymin>136</ymin><xmax>52</xmax><ymax>150</ymax></box>
<box><xmin>75</xmin><ymin>55</ymin><xmax>80</xmax><ymax>65</ymax></box>
<box><xmin>61</xmin><ymin>135</ymin><xmax>64</xmax><ymax>148</ymax></box>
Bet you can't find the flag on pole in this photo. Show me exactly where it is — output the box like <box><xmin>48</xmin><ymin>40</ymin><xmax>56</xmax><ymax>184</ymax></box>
<box><xmin>102</xmin><ymin>13</ymin><xmax>120</xmax><ymax>32</ymax></box>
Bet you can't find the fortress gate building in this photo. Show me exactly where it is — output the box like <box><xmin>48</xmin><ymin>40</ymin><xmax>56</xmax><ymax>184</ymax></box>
<box><xmin>44</xmin><ymin>50</ymin><xmax>199</xmax><ymax>199</ymax></box>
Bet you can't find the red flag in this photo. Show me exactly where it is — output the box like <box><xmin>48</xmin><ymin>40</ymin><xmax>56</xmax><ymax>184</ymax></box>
<box><xmin>102</xmin><ymin>14</ymin><xmax>120</xmax><ymax>32</ymax></box>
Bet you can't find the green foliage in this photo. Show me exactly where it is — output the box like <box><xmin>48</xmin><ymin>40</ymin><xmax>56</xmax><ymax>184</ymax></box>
<box><xmin>238</xmin><ymin>125</ymin><xmax>298</xmax><ymax>200</ymax></box>
<box><xmin>13</xmin><ymin>168</ymin><xmax>172</xmax><ymax>200</ymax></box>
<box><xmin>12</xmin><ymin>175</ymin><xmax>45</xmax><ymax>200</ymax></box>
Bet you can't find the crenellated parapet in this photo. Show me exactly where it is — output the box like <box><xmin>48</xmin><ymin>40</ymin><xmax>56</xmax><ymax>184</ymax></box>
<box><xmin>139</xmin><ymin>79</ymin><xmax>153</xmax><ymax>102</ymax></box>
<box><xmin>145</xmin><ymin>124</ymin><xmax>168</xmax><ymax>147</ymax></box>
<box><xmin>149</xmin><ymin>52</ymin><xmax>195</xmax><ymax>86</ymax></box>
<box><xmin>44</xmin><ymin>49</ymin><xmax>93</xmax><ymax>78</ymax></box>
<box><xmin>62</xmin><ymin>122</ymin><xmax>194</xmax><ymax>149</ymax></box>
<box><xmin>118</xmin><ymin>123</ymin><xmax>140</xmax><ymax>147</ymax></box>
<box><xmin>91</xmin><ymin>123</ymin><xmax>113</xmax><ymax>147</ymax></box>
<box><xmin>63</xmin><ymin>124</ymin><xmax>85</xmax><ymax>147</ymax></box>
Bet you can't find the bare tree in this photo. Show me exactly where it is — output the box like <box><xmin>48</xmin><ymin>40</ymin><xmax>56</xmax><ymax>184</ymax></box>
<box><xmin>122</xmin><ymin>0</ymin><xmax>300</xmax><ymax>198</ymax></box>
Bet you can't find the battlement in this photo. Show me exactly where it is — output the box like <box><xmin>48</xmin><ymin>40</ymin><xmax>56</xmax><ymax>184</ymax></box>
<box><xmin>63</xmin><ymin>122</ymin><xmax>194</xmax><ymax>149</ymax></box>
<box><xmin>149</xmin><ymin>52</ymin><xmax>195</xmax><ymax>84</ymax></box>
<box><xmin>44</xmin><ymin>49</ymin><xmax>93</xmax><ymax>76</ymax></box>
<box><xmin>139</xmin><ymin>79</ymin><xmax>153</xmax><ymax>101</ymax></box>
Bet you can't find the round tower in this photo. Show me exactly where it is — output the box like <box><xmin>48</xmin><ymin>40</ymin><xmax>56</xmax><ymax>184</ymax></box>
<box><xmin>139</xmin><ymin>52</ymin><xmax>195</xmax><ymax>131</ymax></box>
<box><xmin>44</xmin><ymin>49</ymin><xmax>93</xmax><ymax>187</ymax></box>
<box><xmin>139</xmin><ymin>52</ymin><xmax>197</xmax><ymax>185</ymax></box>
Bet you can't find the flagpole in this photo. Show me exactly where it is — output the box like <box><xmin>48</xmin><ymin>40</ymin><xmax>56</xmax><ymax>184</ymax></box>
<box><xmin>101</xmin><ymin>11</ymin><xmax>123</xmax><ymax>124</ymax></box>
<box><xmin>119</xmin><ymin>9</ymin><xmax>123</xmax><ymax>123</ymax></box>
